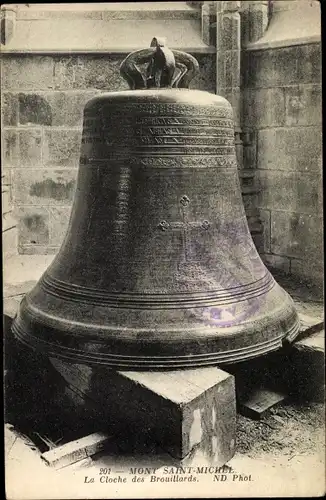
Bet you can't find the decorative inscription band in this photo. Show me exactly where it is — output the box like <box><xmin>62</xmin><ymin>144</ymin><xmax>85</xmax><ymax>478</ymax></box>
<box><xmin>89</xmin><ymin>118</ymin><xmax>235</xmax><ymax>128</ymax></box>
<box><xmin>94</xmin><ymin>103</ymin><xmax>234</xmax><ymax>118</ymax></box>
<box><xmin>80</xmin><ymin>155</ymin><xmax>238</xmax><ymax>169</ymax></box>
<box><xmin>100</xmin><ymin>127</ymin><xmax>235</xmax><ymax>137</ymax></box>
<box><xmin>82</xmin><ymin>134</ymin><xmax>235</xmax><ymax>147</ymax></box>
<box><xmin>102</xmin><ymin>136</ymin><xmax>235</xmax><ymax>147</ymax></box>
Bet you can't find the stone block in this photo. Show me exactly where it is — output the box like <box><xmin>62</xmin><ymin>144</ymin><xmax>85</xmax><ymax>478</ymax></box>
<box><xmin>224</xmin><ymin>50</ymin><xmax>240</xmax><ymax>88</ymax></box>
<box><xmin>286</xmin><ymin>329</ymin><xmax>324</xmax><ymax>402</ymax></box>
<box><xmin>2</xmin><ymin>168</ymin><xmax>11</xmax><ymax>186</ymax></box>
<box><xmin>18</xmin><ymin>93</ymin><xmax>52</xmax><ymax>126</ymax></box>
<box><xmin>243</xmin><ymin>88</ymin><xmax>285</xmax><ymax>128</ymax></box>
<box><xmin>261</xmin><ymin>253</ymin><xmax>291</xmax><ymax>274</ymax></box>
<box><xmin>53</xmin><ymin>55</ymin><xmax>128</xmax><ymax>91</ymax></box>
<box><xmin>243</xmin><ymin>47</ymin><xmax>299</xmax><ymax>88</ymax></box>
<box><xmin>201</xmin><ymin>3</ymin><xmax>211</xmax><ymax>46</ymax></box>
<box><xmin>18</xmin><ymin>129</ymin><xmax>42</xmax><ymax>167</ymax></box>
<box><xmin>1</xmin><ymin>7</ymin><xmax>16</xmax><ymax>45</ymax></box>
<box><xmin>16</xmin><ymin>206</ymin><xmax>50</xmax><ymax>247</ymax></box>
<box><xmin>2</xmin><ymin>130</ymin><xmax>19</xmax><ymax>167</ymax></box>
<box><xmin>49</xmin><ymin>91</ymin><xmax>100</xmax><ymax>127</ymax></box>
<box><xmin>17</xmin><ymin>9</ymin><xmax>103</xmax><ymax>20</ymax></box>
<box><xmin>242</xmin><ymin>192</ymin><xmax>258</xmax><ymax>211</ymax></box>
<box><xmin>216</xmin><ymin>51</ymin><xmax>225</xmax><ymax>91</ymax></box>
<box><xmin>2</xmin><ymin>225</ymin><xmax>18</xmax><ymax>258</ymax></box>
<box><xmin>251</xmin><ymin>232</ymin><xmax>264</xmax><ymax>253</ymax></box>
<box><xmin>18</xmin><ymin>91</ymin><xmax>100</xmax><ymax>127</ymax></box>
<box><xmin>297</xmin><ymin>43</ymin><xmax>322</xmax><ymax>85</ymax></box>
<box><xmin>18</xmin><ymin>244</ymin><xmax>59</xmax><ymax>255</ymax></box>
<box><xmin>101</xmin><ymin>9</ymin><xmax>200</xmax><ymax>21</ymax></box>
<box><xmin>257</xmin><ymin>126</ymin><xmax>322</xmax><ymax>172</ymax></box>
<box><xmin>12</xmin><ymin>169</ymin><xmax>77</xmax><ymax>206</ymax></box>
<box><xmin>284</xmin><ymin>84</ymin><xmax>322</xmax><ymax>126</ymax></box>
<box><xmin>290</xmin><ymin>257</ymin><xmax>324</xmax><ymax>291</ymax></box>
<box><xmin>4</xmin><ymin>281</ymin><xmax>37</xmax><ymax>302</ymax></box>
<box><xmin>217</xmin><ymin>12</ymin><xmax>240</xmax><ymax>51</ymax></box>
<box><xmin>222</xmin><ymin>1</ymin><xmax>241</xmax><ymax>13</ymax></box>
<box><xmin>248</xmin><ymin>4</ymin><xmax>269</xmax><ymax>43</ymax></box>
<box><xmin>43</xmin><ymin>129</ymin><xmax>81</xmax><ymax>167</ymax></box>
<box><xmin>1</xmin><ymin>56</ymin><xmax>55</xmax><ymax>91</ymax></box>
<box><xmin>298</xmin><ymin>314</ymin><xmax>324</xmax><ymax>335</ymax></box>
<box><xmin>257</xmin><ymin>170</ymin><xmax>322</xmax><ymax>215</ymax></box>
<box><xmin>240</xmin><ymin>7</ymin><xmax>250</xmax><ymax>47</ymax></box>
<box><xmin>221</xmin><ymin>87</ymin><xmax>240</xmax><ymax>125</ymax></box>
<box><xmin>242</xmin><ymin>42</ymin><xmax>321</xmax><ymax>89</ymax></box>
<box><xmin>49</xmin><ymin>206</ymin><xmax>71</xmax><ymax>246</ymax></box>
<box><xmin>2</xmin><ymin>185</ymin><xmax>12</xmax><ymax>214</ymax></box>
<box><xmin>271</xmin><ymin>211</ymin><xmax>323</xmax><ymax>260</ymax></box>
<box><xmin>1</xmin><ymin>93</ymin><xmax>19</xmax><ymax>126</ymax></box>
<box><xmin>2</xmin><ymin>210</ymin><xmax>17</xmax><ymax>231</ymax></box>
<box><xmin>50</xmin><ymin>359</ymin><xmax>236</xmax><ymax>462</ymax></box>
<box><xmin>295</xmin><ymin>329</ymin><xmax>324</xmax><ymax>355</ymax></box>
<box><xmin>243</xmin><ymin>143</ymin><xmax>256</xmax><ymax>169</ymax></box>
<box><xmin>3</xmin><ymin>255</ymin><xmax>54</xmax><ymax>285</ymax></box>
<box><xmin>256</xmin><ymin>208</ymin><xmax>271</xmax><ymax>253</ymax></box>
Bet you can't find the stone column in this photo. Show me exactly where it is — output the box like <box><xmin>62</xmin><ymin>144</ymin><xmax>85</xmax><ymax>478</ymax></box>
<box><xmin>216</xmin><ymin>1</ymin><xmax>242</xmax><ymax>167</ymax></box>
<box><xmin>0</xmin><ymin>5</ymin><xmax>17</xmax><ymax>45</ymax></box>
<box><xmin>241</xmin><ymin>0</ymin><xmax>269</xmax><ymax>46</ymax></box>
<box><xmin>201</xmin><ymin>1</ymin><xmax>217</xmax><ymax>46</ymax></box>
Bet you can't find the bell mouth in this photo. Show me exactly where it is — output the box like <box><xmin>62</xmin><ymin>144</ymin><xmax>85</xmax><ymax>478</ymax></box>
<box><xmin>12</xmin><ymin>322</ymin><xmax>300</xmax><ymax>370</ymax></box>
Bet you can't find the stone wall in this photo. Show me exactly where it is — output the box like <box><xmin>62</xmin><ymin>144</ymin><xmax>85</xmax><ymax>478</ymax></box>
<box><xmin>2</xmin><ymin>2</ymin><xmax>323</xmax><ymax>291</ymax></box>
<box><xmin>242</xmin><ymin>41</ymin><xmax>323</xmax><ymax>287</ymax></box>
<box><xmin>2</xmin><ymin>52</ymin><xmax>215</xmax><ymax>255</ymax></box>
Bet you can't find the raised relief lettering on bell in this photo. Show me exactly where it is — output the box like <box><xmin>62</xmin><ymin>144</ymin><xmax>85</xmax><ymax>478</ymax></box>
<box><xmin>12</xmin><ymin>38</ymin><xmax>300</xmax><ymax>368</ymax></box>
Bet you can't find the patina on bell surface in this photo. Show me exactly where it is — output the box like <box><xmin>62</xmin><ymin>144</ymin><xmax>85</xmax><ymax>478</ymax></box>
<box><xmin>13</xmin><ymin>38</ymin><xmax>300</xmax><ymax>369</ymax></box>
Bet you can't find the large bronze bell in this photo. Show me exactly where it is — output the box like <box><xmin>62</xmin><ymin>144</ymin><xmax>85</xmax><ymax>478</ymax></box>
<box><xmin>13</xmin><ymin>39</ymin><xmax>300</xmax><ymax>369</ymax></box>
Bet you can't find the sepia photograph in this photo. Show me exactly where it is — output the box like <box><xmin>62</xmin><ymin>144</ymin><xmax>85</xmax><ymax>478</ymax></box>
<box><xmin>2</xmin><ymin>1</ymin><xmax>324</xmax><ymax>498</ymax></box>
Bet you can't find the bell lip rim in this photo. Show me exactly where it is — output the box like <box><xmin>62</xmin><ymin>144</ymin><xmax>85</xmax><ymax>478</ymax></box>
<box><xmin>12</xmin><ymin>298</ymin><xmax>300</xmax><ymax>368</ymax></box>
<box><xmin>13</xmin><ymin>318</ymin><xmax>300</xmax><ymax>368</ymax></box>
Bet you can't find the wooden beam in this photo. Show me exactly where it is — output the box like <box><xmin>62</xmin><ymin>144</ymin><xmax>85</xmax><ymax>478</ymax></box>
<box><xmin>238</xmin><ymin>388</ymin><xmax>287</xmax><ymax>420</ymax></box>
<box><xmin>41</xmin><ymin>432</ymin><xmax>113</xmax><ymax>469</ymax></box>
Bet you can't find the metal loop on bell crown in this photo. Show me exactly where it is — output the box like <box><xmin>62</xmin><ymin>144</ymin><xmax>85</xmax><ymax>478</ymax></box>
<box><xmin>120</xmin><ymin>37</ymin><xmax>199</xmax><ymax>90</ymax></box>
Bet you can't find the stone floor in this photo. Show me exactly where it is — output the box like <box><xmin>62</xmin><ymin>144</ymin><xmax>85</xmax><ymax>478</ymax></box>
<box><xmin>4</xmin><ymin>254</ymin><xmax>325</xmax><ymax>499</ymax></box>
